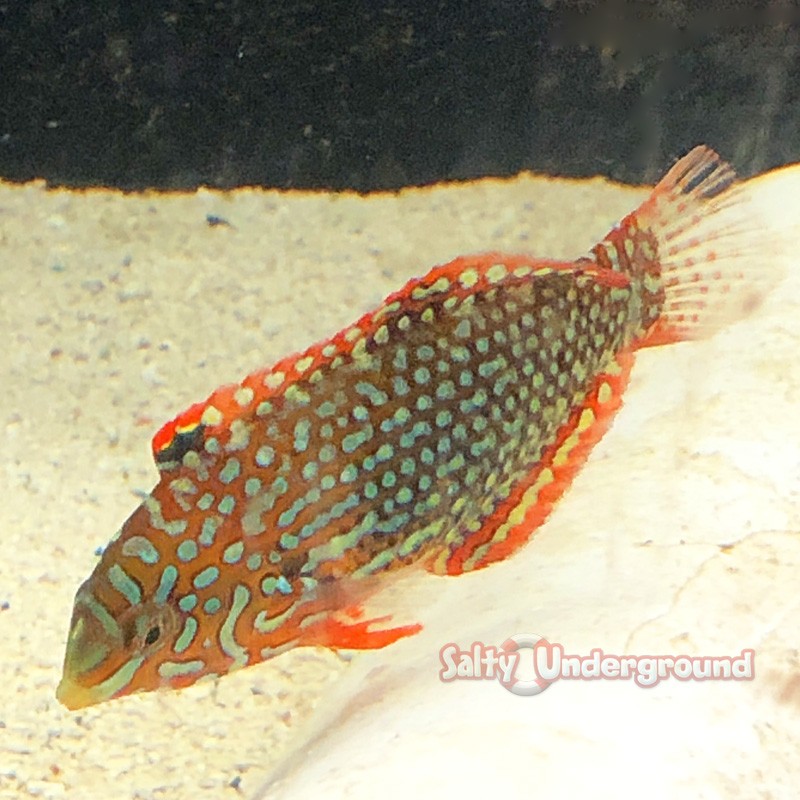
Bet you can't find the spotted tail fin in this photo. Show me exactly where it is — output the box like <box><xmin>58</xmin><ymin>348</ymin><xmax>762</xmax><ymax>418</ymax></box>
<box><xmin>600</xmin><ymin>145</ymin><xmax>780</xmax><ymax>347</ymax></box>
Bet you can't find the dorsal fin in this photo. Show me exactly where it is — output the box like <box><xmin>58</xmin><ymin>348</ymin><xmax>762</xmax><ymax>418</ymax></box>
<box><xmin>151</xmin><ymin>401</ymin><xmax>208</xmax><ymax>470</ymax></box>
<box><xmin>150</xmin><ymin>252</ymin><xmax>597</xmax><ymax>472</ymax></box>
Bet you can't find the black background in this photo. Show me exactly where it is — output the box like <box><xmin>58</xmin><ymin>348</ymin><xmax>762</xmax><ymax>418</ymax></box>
<box><xmin>1</xmin><ymin>1</ymin><xmax>798</xmax><ymax>190</ymax></box>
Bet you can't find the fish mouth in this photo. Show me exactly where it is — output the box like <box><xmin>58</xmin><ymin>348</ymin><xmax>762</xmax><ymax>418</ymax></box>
<box><xmin>56</xmin><ymin>676</ymin><xmax>104</xmax><ymax>711</ymax></box>
<box><xmin>57</xmin><ymin>585</ymin><xmax>127</xmax><ymax>711</ymax></box>
<box><xmin>57</xmin><ymin>598</ymin><xmax>114</xmax><ymax>710</ymax></box>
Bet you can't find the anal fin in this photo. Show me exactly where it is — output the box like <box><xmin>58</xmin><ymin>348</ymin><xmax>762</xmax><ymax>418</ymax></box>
<box><xmin>434</xmin><ymin>351</ymin><xmax>635</xmax><ymax>575</ymax></box>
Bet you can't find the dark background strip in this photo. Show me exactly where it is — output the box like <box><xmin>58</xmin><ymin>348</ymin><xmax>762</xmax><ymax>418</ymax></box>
<box><xmin>1</xmin><ymin>1</ymin><xmax>798</xmax><ymax>191</ymax></box>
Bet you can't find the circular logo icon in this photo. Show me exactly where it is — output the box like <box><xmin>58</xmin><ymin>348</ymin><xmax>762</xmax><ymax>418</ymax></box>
<box><xmin>500</xmin><ymin>633</ymin><xmax>554</xmax><ymax>696</ymax></box>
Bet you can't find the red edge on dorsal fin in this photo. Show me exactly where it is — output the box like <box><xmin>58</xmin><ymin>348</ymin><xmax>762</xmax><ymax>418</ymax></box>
<box><xmin>151</xmin><ymin>400</ymin><xmax>207</xmax><ymax>458</ymax></box>
<box><xmin>150</xmin><ymin>253</ymin><xmax>595</xmax><ymax>461</ymax></box>
<box><xmin>432</xmin><ymin>351</ymin><xmax>635</xmax><ymax>576</ymax></box>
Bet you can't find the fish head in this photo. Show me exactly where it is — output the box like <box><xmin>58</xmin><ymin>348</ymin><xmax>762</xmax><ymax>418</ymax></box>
<box><xmin>56</xmin><ymin>496</ymin><xmax>238</xmax><ymax>710</ymax></box>
<box><xmin>56</xmin><ymin>575</ymin><xmax>182</xmax><ymax>710</ymax></box>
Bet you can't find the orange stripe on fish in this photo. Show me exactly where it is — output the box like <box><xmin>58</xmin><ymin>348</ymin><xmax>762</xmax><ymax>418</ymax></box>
<box><xmin>57</xmin><ymin>146</ymin><xmax>776</xmax><ymax>710</ymax></box>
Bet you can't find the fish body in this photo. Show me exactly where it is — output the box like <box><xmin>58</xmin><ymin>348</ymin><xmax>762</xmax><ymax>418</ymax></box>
<box><xmin>57</xmin><ymin>147</ymin><xmax>769</xmax><ymax>709</ymax></box>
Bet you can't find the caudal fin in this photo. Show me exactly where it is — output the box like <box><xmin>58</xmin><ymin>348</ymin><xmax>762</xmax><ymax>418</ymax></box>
<box><xmin>607</xmin><ymin>145</ymin><xmax>781</xmax><ymax>347</ymax></box>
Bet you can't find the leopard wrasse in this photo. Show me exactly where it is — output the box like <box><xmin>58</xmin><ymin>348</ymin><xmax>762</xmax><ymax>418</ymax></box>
<box><xmin>57</xmin><ymin>146</ymin><xmax>772</xmax><ymax>710</ymax></box>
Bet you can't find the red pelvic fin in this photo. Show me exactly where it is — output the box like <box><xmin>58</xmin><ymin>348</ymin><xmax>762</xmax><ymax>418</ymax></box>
<box><xmin>297</xmin><ymin>607</ymin><xmax>422</xmax><ymax>651</ymax></box>
<box><xmin>433</xmin><ymin>351</ymin><xmax>635</xmax><ymax>576</ymax></box>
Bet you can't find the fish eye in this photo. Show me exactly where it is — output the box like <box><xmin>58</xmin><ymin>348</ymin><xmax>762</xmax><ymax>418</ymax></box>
<box><xmin>115</xmin><ymin>602</ymin><xmax>179</xmax><ymax>654</ymax></box>
<box><xmin>144</xmin><ymin>625</ymin><xmax>161</xmax><ymax>646</ymax></box>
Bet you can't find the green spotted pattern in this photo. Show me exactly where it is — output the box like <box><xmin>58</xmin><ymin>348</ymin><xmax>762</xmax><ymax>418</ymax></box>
<box><xmin>60</xmin><ymin>257</ymin><xmax>646</xmax><ymax>709</ymax></box>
